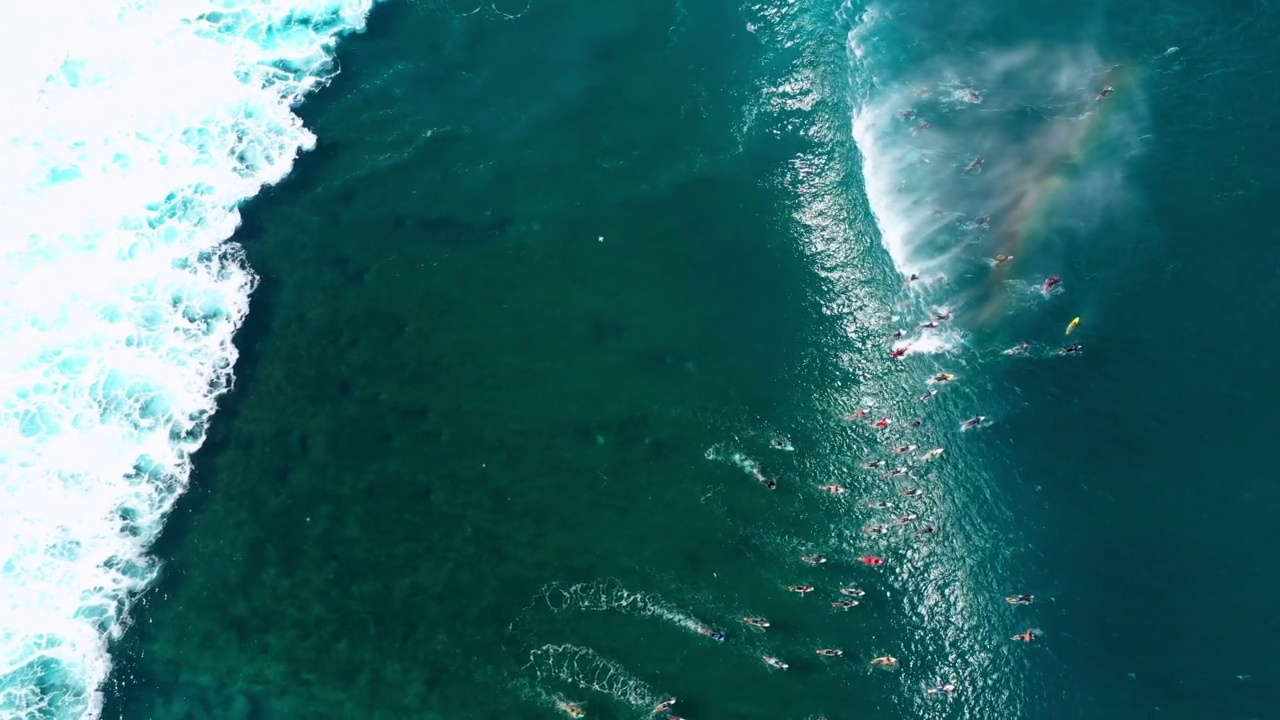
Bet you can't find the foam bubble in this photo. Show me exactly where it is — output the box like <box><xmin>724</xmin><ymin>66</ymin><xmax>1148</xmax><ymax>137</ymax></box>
<box><xmin>0</xmin><ymin>1</ymin><xmax>375</xmax><ymax>716</ymax></box>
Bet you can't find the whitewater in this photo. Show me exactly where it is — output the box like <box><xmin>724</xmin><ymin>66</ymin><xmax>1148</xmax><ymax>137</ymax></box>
<box><xmin>0</xmin><ymin>2</ymin><xmax>374</xmax><ymax>717</ymax></box>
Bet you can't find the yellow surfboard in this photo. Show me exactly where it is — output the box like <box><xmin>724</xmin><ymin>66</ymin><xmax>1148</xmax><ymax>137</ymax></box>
<box><xmin>1066</xmin><ymin>317</ymin><xmax>1081</xmax><ymax>335</ymax></box>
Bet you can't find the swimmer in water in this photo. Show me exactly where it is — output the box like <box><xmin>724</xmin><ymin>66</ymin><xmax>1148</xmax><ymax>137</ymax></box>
<box><xmin>1061</xmin><ymin>343</ymin><xmax>1083</xmax><ymax>355</ymax></box>
<box><xmin>817</xmin><ymin>648</ymin><xmax>844</xmax><ymax>657</ymax></box>
<box><xmin>559</xmin><ymin>701</ymin><xmax>587</xmax><ymax>718</ymax></box>
<box><xmin>697</xmin><ymin>627</ymin><xmax>727</xmax><ymax>642</ymax></box>
<box><xmin>893</xmin><ymin>514</ymin><xmax>917</xmax><ymax>525</ymax></box>
<box><xmin>1011</xmin><ymin>629</ymin><xmax>1040</xmax><ymax>642</ymax></box>
<box><xmin>1006</xmin><ymin>594</ymin><xmax>1035</xmax><ymax>605</ymax></box>
<box><xmin>1002</xmin><ymin>342</ymin><xmax>1031</xmax><ymax>356</ymax></box>
<box><xmin>927</xmin><ymin>683</ymin><xmax>957</xmax><ymax>696</ymax></box>
<box><xmin>840</xmin><ymin>586</ymin><xmax>866</xmax><ymax>597</ymax></box>
<box><xmin>900</xmin><ymin>488</ymin><xmax>924</xmax><ymax>498</ymax></box>
<box><xmin>919</xmin><ymin>447</ymin><xmax>944</xmax><ymax>462</ymax></box>
<box><xmin>893</xmin><ymin>444</ymin><xmax>918</xmax><ymax>455</ymax></box>
<box><xmin>801</xmin><ymin>554</ymin><xmax>828</xmax><ymax>565</ymax></box>
<box><xmin>929</xmin><ymin>372</ymin><xmax>956</xmax><ymax>384</ymax></box>
<box><xmin>653</xmin><ymin>699</ymin><xmax>677</xmax><ymax>714</ymax></box>
<box><xmin>859</xmin><ymin>556</ymin><xmax>886</xmax><ymax>566</ymax></box>
<box><xmin>752</xmin><ymin>469</ymin><xmax>778</xmax><ymax>490</ymax></box>
<box><xmin>1096</xmin><ymin>85</ymin><xmax>1114</xmax><ymax>100</ymax></box>
<box><xmin>832</xmin><ymin>599</ymin><xmax>860</xmax><ymax>610</ymax></box>
<box><xmin>871</xmin><ymin>656</ymin><xmax>899</xmax><ymax>667</ymax></box>
<box><xmin>860</xmin><ymin>459</ymin><xmax>885</xmax><ymax>469</ymax></box>
<box><xmin>763</xmin><ymin>655</ymin><xmax>790</xmax><ymax>670</ymax></box>
<box><xmin>911</xmin><ymin>418</ymin><xmax>924</xmax><ymax>427</ymax></box>
<box><xmin>993</xmin><ymin>253</ymin><xmax>1013</xmax><ymax>265</ymax></box>
<box><xmin>1043</xmin><ymin>274</ymin><xmax>1062</xmax><ymax>293</ymax></box>
<box><xmin>961</xmin><ymin>415</ymin><xmax>986</xmax><ymax>431</ymax></box>
<box><xmin>770</xmin><ymin>437</ymin><xmax>793</xmax><ymax>450</ymax></box>
<box><xmin>788</xmin><ymin>584</ymin><xmax>815</xmax><ymax>596</ymax></box>
<box><xmin>818</xmin><ymin>483</ymin><xmax>847</xmax><ymax>495</ymax></box>
<box><xmin>919</xmin><ymin>389</ymin><xmax>938</xmax><ymax>402</ymax></box>
<box><xmin>863</xmin><ymin>524</ymin><xmax>889</xmax><ymax>535</ymax></box>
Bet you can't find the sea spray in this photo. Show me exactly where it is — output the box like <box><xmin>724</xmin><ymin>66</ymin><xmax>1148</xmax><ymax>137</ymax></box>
<box><xmin>0</xmin><ymin>1</ymin><xmax>375</xmax><ymax>716</ymax></box>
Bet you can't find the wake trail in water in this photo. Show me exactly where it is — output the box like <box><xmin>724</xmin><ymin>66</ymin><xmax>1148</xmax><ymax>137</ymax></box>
<box><xmin>533</xmin><ymin>579</ymin><xmax>715</xmax><ymax>636</ymax></box>
<box><xmin>524</xmin><ymin>644</ymin><xmax>668</xmax><ymax>716</ymax></box>
<box><xmin>0</xmin><ymin>2</ymin><xmax>376</xmax><ymax>717</ymax></box>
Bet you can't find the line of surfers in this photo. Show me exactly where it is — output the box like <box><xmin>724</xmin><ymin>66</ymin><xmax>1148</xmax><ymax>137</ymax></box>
<box><xmin>559</xmin><ymin>264</ymin><xmax>1080</xmax><ymax>719</ymax></box>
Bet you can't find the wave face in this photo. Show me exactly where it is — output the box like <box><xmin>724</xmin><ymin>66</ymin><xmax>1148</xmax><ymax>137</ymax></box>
<box><xmin>0</xmin><ymin>2</ymin><xmax>374</xmax><ymax>716</ymax></box>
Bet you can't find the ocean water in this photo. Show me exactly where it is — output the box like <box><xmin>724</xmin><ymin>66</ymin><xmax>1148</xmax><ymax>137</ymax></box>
<box><xmin>4</xmin><ymin>0</ymin><xmax>1277</xmax><ymax>719</ymax></box>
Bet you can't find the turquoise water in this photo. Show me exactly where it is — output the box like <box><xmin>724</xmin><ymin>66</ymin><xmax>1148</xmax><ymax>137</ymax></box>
<box><xmin>94</xmin><ymin>1</ymin><xmax>1280</xmax><ymax>719</ymax></box>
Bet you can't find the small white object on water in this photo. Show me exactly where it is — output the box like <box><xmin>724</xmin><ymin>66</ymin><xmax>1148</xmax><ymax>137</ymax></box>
<box><xmin>598</xmin><ymin>236</ymin><xmax>604</xmax><ymax>242</ymax></box>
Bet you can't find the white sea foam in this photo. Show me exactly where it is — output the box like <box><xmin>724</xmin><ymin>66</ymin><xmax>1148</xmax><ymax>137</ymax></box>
<box><xmin>0</xmin><ymin>1</ymin><xmax>375</xmax><ymax>717</ymax></box>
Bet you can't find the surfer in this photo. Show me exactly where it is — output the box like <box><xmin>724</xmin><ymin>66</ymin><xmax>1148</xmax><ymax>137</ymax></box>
<box><xmin>910</xmin><ymin>418</ymin><xmax>924</xmax><ymax>427</ymax></box>
<box><xmin>1043</xmin><ymin>275</ymin><xmax>1062</xmax><ymax>293</ymax></box>
<box><xmin>1060</xmin><ymin>343</ymin><xmax>1083</xmax><ymax>355</ymax></box>
<box><xmin>900</xmin><ymin>488</ymin><xmax>924</xmax><ymax>498</ymax></box>
<box><xmin>927</xmin><ymin>683</ymin><xmax>957</xmax><ymax>696</ymax></box>
<box><xmin>1006</xmin><ymin>594</ymin><xmax>1035</xmax><ymax>605</ymax></box>
<box><xmin>893</xmin><ymin>444</ymin><xmax>918</xmax><ymax>455</ymax></box>
<box><xmin>819</xmin><ymin>483</ymin><xmax>847</xmax><ymax>495</ymax></box>
<box><xmin>770</xmin><ymin>437</ymin><xmax>793</xmax><ymax>450</ymax></box>
<box><xmin>993</xmin><ymin>253</ymin><xmax>1013</xmax><ymax>265</ymax></box>
<box><xmin>845</xmin><ymin>409</ymin><xmax>869</xmax><ymax>420</ymax></box>
<box><xmin>653</xmin><ymin>699</ymin><xmax>677</xmax><ymax>714</ymax></box>
<box><xmin>1096</xmin><ymin>85</ymin><xmax>1114</xmax><ymax>100</ymax></box>
<box><xmin>871</xmin><ymin>656</ymin><xmax>899</xmax><ymax>667</ymax></box>
<box><xmin>801</xmin><ymin>554</ymin><xmax>828</xmax><ymax>565</ymax></box>
<box><xmin>697</xmin><ymin>627</ymin><xmax>727</xmax><ymax>642</ymax></box>
<box><xmin>929</xmin><ymin>372</ymin><xmax>956</xmax><ymax>384</ymax></box>
<box><xmin>933</xmin><ymin>310</ymin><xmax>952</xmax><ymax>321</ymax></box>
<box><xmin>875</xmin><ymin>416</ymin><xmax>892</xmax><ymax>428</ymax></box>
<box><xmin>752</xmin><ymin>469</ymin><xmax>777</xmax><ymax>490</ymax></box>
<box><xmin>743</xmin><ymin>617</ymin><xmax>770</xmax><ymax>630</ymax></box>
<box><xmin>891</xmin><ymin>346</ymin><xmax>909</xmax><ymax>359</ymax></box>
<box><xmin>883</xmin><ymin>467</ymin><xmax>908</xmax><ymax>479</ymax></box>
<box><xmin>817</xmin><ymin>648</ymin><xmax>844</xmax><ymax>657</ymax></box>
<box><xmin>1002</xmin><ymin>342</ymin><xmax>1030</xmax><ymax>356</ymax></box>
<box><xmin>892</xmin><ymin>328</ymin><xmax>908</xmax><ymax>339</ymax></box>
<box><xmin>840</xmin><ymin>586</ymin><xmax>866</xmax><ymax>597</ymax></box>
<box><xmin>788</xmin><ymin>585</ymin><xmax>815</xmax><ymax>596</ymax></box>
<box><xmin>763</xmin><ymin>655</ymin><xmax>790</xmax><ymax>670</ymax></box>
<box><xmin>960</xmin><ymin>416</ymin><xmax>986</xmax><ymax>431</ymax></box>
<box><xmin>859</xmin><ymin>556</ymin><xmax>886</xmax><ymax>566</ymax></box>
<box><xmin>919</xmin><ymin>448</ymin><xmax>944</xmax><ymax>462</ymax></box>
<box><xmin>860</xmin><ymin>459</ymin><xmax>884</xmax><ymax>469</ymax></box>
<box><xmin>1011</xmin><ymin>629</ymin><xmax>1040</xmax><ymax>642</ymax></box>
<box><xmin>832</xmin><ymin>599</ymin><xmax>860</xmax><ymax>610</ymax></box>
<box><xmin>917</xmin><ymin>320</ymin><xmax>941</xmax><ymax>330</ymax></box>
<box><xmin>918</xmin><ymin>524</ymin><xmax>937</xmax><ymax>536</ymax></box>
<box><xmin>864</xmin><ymin>524</ymin><xmax>889</xmax><ymax>535</ymax></box>
<box><xmin>1065</xmin><ymin>317</ymin><xmax>1081</xmax><ymax>335</ymax></box>
<box><xmin>868</xmin><ymin>500</ymin><xmax>894</xmax><ymax>509</ymax></box>
<box><xmin>893</xmin><ymin>514</ymin><xmax>917</xmax><ymax>525</ymax></box>
<box><xmin>919</xmin><ymin>389</ymin><xmax>938</xmax><ymax>402</ymax></box>
<box><xmin>559</xmin><ymin>701</ymin><xmax>586</xmax><ymax>718</ymax></box>
<box><xmin>898</xmin><ymin>108</ymin><xmax>917</xmax><ymax>120</ymax></box>
<box><xmin>974</xmin><ymin>216</ymin><xmax>991</xmax><ymax>228</ymax></box>
<box><xmin>964</xmin><ymin>156</ymin><xmax>984</xmax><ymax>173</ymax></box>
